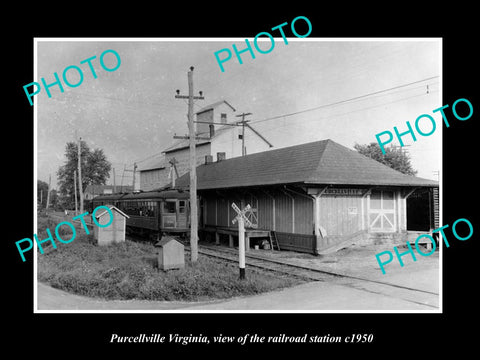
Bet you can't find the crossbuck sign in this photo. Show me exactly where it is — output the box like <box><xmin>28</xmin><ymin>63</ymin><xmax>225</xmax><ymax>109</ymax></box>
<box><xmin>231</xmin><ymin>202</ymin><xmax>252</xmax><ymax>279</ymax></box>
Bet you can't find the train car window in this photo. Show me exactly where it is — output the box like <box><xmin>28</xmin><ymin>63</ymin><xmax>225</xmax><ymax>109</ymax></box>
<box><xmin>147</xmin><ymin>201</ymin><xmax>155</xmax><ymax>216</ymax></box>
<box><xmin>179</xmin><ymin>200</ymin><xmax>186</xmax><ymax>213</ymax></box>
<box><xmin>164</xmin><ymin>201</ymin><xmax>176</xmax><ymax>213</ymax></box>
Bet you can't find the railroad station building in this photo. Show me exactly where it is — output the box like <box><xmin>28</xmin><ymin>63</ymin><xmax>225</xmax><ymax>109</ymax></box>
<box><xmin>174</xmin><ymin>139</ymin><xmax>439</xmax><ymax>255</ymax></box>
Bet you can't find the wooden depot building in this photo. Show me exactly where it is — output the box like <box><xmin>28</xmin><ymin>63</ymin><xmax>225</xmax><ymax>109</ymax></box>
<box><xmin>175</xmin><ymin>139</ymin><xmax>439</xmax><ymax>255</ymax></box>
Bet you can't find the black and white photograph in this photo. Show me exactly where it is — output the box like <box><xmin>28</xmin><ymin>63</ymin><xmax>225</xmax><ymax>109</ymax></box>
<box><xmin>7</xmin><ymin>8</ymin><xmax>479</xmax><ymax>354</ymax></box>
<box><xmin>33</xmin><ymin>38</ymin><xmax>442</xmax><ymax>313</ymax></box>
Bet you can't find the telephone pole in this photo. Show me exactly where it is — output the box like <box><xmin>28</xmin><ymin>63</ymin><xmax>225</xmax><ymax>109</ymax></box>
<box><xmin>76</xmin><ymin>133</ymin><xmax>84</xmax><ymax>214</ymax></box>
<box><xmin>194</xmin><ymin>114</ymin><xmax>273</xmax><ymax>155</ymax></box>
<box><xmin>121</xmin><ymin>164</ymin><xmax>126</xmax><ymax>192</ymax></box>
<box><xmin>74</xmin><ymin>170</ymin><xmax>78</xmax><ymax>215</ymax></box>
<box><xmin>46</xmin><ymin>174</ymin><xmax>51</xmax><ymax>210</ymax></box>
<box><xmin>175</xmin><ymin>66</ymin><xmax>204</xmax><ymax>263</ymax></box>
<box><xmin>236</xmin><ymin>112</ymin><xmax>252</xmax><ymax>156</ymax></box>
<box><xmin>113</xmin><ymin>168</ymin><xmax>116</xmax><ymax>193</ymax></box>
<box><xmin>133</xmin><ymin>162</ymin><xmax>137</xmax><ymax>190</ymax></box>
<box><xmin>124</xmin><ymin>163</ymin><xmax>138</xmax><ymax>192</ymax></box>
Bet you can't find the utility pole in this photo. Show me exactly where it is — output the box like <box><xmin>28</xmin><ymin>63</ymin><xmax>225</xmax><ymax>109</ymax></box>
<box><xmin>175</xmin><ymin>66</ymin><xmax>204</xmax><ymax>263</ymax></box>
<box><xmin>236</xmin><ymin>112</ymin><xmax>252</xmax><ymax>156</ymax></box>
<box><xmin>121</xmin><ymin>164</ymin><xmax>126</xmax><ymax>192</ymax></box>
<box><xmin>194</xmin><ymin>112</ymin><xmax>273</xmax><ymax>156</ymax></box>
<box><xmin>113</xmin><ymin>168</ymin><xmax>116</xmax><ymax>193</ymax></box>
<box><xmin>46</xmin><ymin>174</ymin><xmax>51</xmax><ymax>210</ymax></box>
<box><xmin>76</xmin><ymin>133</ymin><xmax>84</xmax><ymax>214</ymax></box>
<box><xmin>124</xmin><ymin>163</ymin><xmax>138</xmax><ymax>192</ymax></box>
<box><xmin>74</xmin><ymin>170</ymin><xmax>78</xmax><ymax>216</ymax></box>
<box><xmin>133</xmin><ymin>162</ymin><xmax>137</xmax><ymax>190</ymax></box>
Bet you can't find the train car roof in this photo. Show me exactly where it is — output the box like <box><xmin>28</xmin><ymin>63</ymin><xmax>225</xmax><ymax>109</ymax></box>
<box><xmin>113</xmin><ymin>189</ymin><xmax>190</xmax><ymax>200</ymax></box>
<box><xmin>92</xmin><ymin>193</ymin><xmax>127</xmax><ymax>201</ymax></box>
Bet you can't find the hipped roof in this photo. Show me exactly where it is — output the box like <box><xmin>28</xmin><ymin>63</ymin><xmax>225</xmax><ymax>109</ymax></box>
<box><xmin>174</xmin><ymin>139</ymin><xmax>438</xmax><ymax>190</ymax></box>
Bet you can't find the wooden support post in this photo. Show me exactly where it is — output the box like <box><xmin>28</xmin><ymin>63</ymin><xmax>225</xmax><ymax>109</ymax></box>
<box><xmin>229</xmin><ymin>234</ymin><xmax>233</xmax><ymax>248</ymax></box>
<box><xmin>132</xmin><ymin>162</ymin><xmax>137</xmax><ymax>191</ymax></box>
<box><xmin>113</xmin><ymin>168</ymin><xmax>116</xmax><ymax>193</ymax></box>
<box><xmin>73</xmin><ymin>170</ymin><xmax>78</xmax><ymax>216</ymax></box>
<box><xmin>175</xmin><ymin>67</ymin><xmax>204</xmax><ymax>263</ymax></box>
<box><xmin>46</xmin><ymin>174</ymin><xmax>51</xmax><ymax>210</ymax></box>
<box><xmin>188</xmin><ymin>69</ymin><xmax>198</xmax><ymax>263</ymax></box>
<box><xmin>311</xmin><ymin>187</ymin><xmax>328</xmax><ymax>255</ymax></box>
<box><xmin>361</xmin><ymin>188</ymin><xmax>373</xmax><ymax>232</ymax></box>
<box><xmin>215</xmin><ymin>232</ymin><xmax>220</xmax><ymax>245</ymax></box>
<box><xmin>396</xmin><ymin>190</ymin><xmax>402</xmax><ymax>233</ymax></box>
<box><xmin>245</xmin><ymin>234</ymin><xmax>250</xmax><ymax>252</ymax></box>
<box><xmin>77</xmin><ymin>134</ymin><xmax>84</xmax><ymax>214</ymax></box>
<box><xmin>313</xmin><ymin>194</ymin><xmax>321</xmax><ymax>254</ymax></box>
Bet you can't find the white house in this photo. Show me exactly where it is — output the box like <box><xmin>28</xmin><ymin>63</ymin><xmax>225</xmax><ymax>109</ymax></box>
<box><xmin>138</xmin><ymin>100</ymin><xmax>274</xmax><ymax>191</ymax></box>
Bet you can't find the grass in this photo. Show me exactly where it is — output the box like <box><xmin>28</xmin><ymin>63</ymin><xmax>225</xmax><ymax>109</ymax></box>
<box><xmin>37</xmin><ymin>214</ymin><xmax>302</xmax><ymax>301</ymax></box>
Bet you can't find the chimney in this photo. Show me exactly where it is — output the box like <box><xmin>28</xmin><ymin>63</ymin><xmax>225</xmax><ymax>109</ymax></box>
<box><xmin>217</xmin><ymin>152</ymin><xmax>226</xmax><ymax>162</ymax></box>
<box><xmin>209</xmin><ymin>124</ymin><xmax>215</xmax><ymax>138</ymax></box>
<box><xmin>205</xmin><ymin>155</ymin><xmax>213</xmax><ymax>164</ymax></box>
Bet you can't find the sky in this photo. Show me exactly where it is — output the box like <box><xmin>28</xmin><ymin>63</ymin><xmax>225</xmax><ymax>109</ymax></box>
<box><xmin>35</xmin><ymin>38</ymin><xmax>441</xmax><ymax>190</ymax></box>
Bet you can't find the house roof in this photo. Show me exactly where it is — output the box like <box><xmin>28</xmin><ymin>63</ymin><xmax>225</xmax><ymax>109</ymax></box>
<box><xmin>196</xmin><ymin>99</ymin><xmax>236</xmax><ymax>114</ymax></box>
<box><xmin>137</xmin><ymin>157</ymin><xmax>167</xmax><ymax>172</ymax></box>
<box><xmin>155</xmin><ymin>236</ymin><xmax>184</xmax><ymax>247</ymax></box>
<box><xmin>94</xmin><ymin>205</ymin><xmax>130</xmax><ymax>219</ymax></box>
<box><xmin>162</xmin><ymin>138</ymin><xmax>211</xmax><ymax>154</ymax></box>
<box><xmin>174</xmin><ymin>139</ymin><xmax>438</xmax><ymax>190</ymax></box>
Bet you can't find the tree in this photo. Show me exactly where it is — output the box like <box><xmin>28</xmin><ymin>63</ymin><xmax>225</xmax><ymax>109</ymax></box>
<box><xmin>48</xmin><ymin>189</ymin><xmax>59</xmax><ymax>210</ymax></box>
<box><xmin>354</xmin><ymin>142</ymin><xmax>417</xmax><ymax>176</ymax></box>
<box><xmin>37</xmin><ymin>180</ymin><xmax>48</xmax><ymax>208</ymax></box>
<box><xmin>57</xmin><ymin>140</ymin><xmax>112</xmax><ymax>208</ymax></box>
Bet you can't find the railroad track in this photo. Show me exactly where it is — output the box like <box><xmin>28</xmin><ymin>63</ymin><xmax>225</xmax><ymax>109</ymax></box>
<box><xmin>124</xmin><ymin>234</ymin><xmax>439</xmax><ymax>309</ymax></box>
<box><xmin>195</xmin><ymin>245</ymin><xmax>339</xmax><ymax>282</ymax></box>
<box><xmin>193</xmin><ymin>244</ymin><xmax>440</xmax><ymax>309</ymax></box>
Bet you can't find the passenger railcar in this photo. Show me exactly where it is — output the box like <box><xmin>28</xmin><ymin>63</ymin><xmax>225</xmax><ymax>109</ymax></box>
<box><xmin>91</xmin><ymin>189</ymin><xmax>190</xmax><ymax>239</ymax></box>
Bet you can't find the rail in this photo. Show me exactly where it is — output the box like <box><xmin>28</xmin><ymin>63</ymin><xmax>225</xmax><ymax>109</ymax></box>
<box><xmin>191</xmin><ymin>244</ymin><xmax>439</xmax><ymax>309</ymax></box>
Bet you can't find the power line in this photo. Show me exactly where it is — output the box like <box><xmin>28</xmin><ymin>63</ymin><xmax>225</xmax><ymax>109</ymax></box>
<box><xmin>250</xmin><ymin>76</ymin><xmax>439</xmax><ymax>125</ymax></box>
<box><xmin>259</xmin><ymin>90</ymin><xmax>439</xmax><ymax>134</ymax></box>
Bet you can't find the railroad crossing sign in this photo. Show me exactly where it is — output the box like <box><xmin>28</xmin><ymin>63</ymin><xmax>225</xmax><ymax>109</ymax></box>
<box><xmin>232</xmin><ymin>203</ymin><xmax>253</xmax><ymax>226</ymax></box>
<box><xmin>231</xmin><ymin>202</ymin><xmax>251</xmax><ymax>279</ymax></box>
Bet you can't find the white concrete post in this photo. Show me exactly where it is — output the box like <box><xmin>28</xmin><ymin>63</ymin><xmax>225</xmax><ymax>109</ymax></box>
<box><xmin>238</xmin><ymin>216</ymin><xmax>245</xmax><ymax>279</ymax></box>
